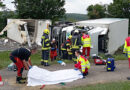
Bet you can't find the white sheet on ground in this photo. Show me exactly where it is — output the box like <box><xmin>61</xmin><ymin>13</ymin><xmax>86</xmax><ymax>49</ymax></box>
<box><xmin>27</xmin><ymin>66</ymin><xmax>83</xmax><ymax>86</ymax></box>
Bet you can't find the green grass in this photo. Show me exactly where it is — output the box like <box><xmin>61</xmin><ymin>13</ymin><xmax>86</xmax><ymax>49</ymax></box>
<box><xmin>0</xmin><ymin>49</ymin><xmax>128</xmax><ymax>69</ymax></box>
<box><xmin>0</xmin><ymin>51</ymin><xmax>74</xmax><ymax>69</ymax></box>
<box><xmin>57</xmin><ymin>81</ymin><xmax>130</xmax><ymax>90</ymax></box>
<box><xmin>0</xmin><ymin>51</ymin><xmax>11</xmax><ymax>69</ymax></box>
<box><xmin>99</xmin><ymin>53</ymin><xmax>128</xmax><ymax>61</ymax></box>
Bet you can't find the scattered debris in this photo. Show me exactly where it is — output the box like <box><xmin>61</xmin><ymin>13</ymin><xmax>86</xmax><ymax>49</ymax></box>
<box><xmin>7</xmin><ymin>63</ymin><xmax>17</xmax><ymax>71</ymax></box>
<box><xmin>57</xmin><ymin>61</ymin><xmax>66</xmax><ymax>66</ymax></box>
<box><xmin>40</xmin><ymin>85</ymin><xmax>45</xmax><ymax>89</ymax></box>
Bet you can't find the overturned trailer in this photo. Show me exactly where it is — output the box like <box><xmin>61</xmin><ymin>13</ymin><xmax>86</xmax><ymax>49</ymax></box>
<box><xmin>76</xmin><ymin>18</ymin><xmax>129</xmax><ymax>55</ymax></box>
<box><xmin>1</xmin><ymin>19</ymin><xmax>51</xmax><ymax>47</ymax></box>
<box><xmin>50</xmin><ymin>22</ymin><xmax>75</xmax><ymax>55</ymax></box>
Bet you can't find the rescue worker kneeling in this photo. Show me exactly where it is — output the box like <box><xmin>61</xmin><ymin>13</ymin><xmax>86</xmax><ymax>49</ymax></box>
<box><xmin>74</xmin><ymin>50</ymin><xmax>90</xmax><ymax>78</ymax></box>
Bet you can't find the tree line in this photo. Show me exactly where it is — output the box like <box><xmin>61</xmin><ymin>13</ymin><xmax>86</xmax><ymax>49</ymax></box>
<box><xmin>0</xmin><ymin>0</ymin><xmax>129</xmax><ymax>35</ymax></box>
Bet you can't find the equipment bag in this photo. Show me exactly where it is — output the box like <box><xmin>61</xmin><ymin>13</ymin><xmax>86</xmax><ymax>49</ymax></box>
<box><xmin>94</xmin><ymin>59</ymin><xmax>106</xmax><ymax>65</ymax></box>
<box><xmin>106</xmin><ymin>58</ymin><xmax>115</xmax><ymax>71</ymax></box>
<box><xmin>93</xmin><ymin>56</ymin><xmax>106</xmax><ymax>65</ymax></box>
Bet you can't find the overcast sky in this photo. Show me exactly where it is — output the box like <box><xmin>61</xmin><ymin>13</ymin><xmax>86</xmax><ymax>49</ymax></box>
<box><xmin>2</xmin><ymin>0</ymin><xmax>113</xmax><ymax>14</ymax></box>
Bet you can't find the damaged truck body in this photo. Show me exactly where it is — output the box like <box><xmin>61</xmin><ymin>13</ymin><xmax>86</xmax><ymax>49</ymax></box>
<box><xmin>0</xmin><ymin>18</ymin><xmax>129</xmax><ymax>56</ymax></box>
<box><xmin>1</xmin><ymin>19</ymin><xmax>51</xmax><ymax>47</ymax></box>
<box><xmin>76</xmin><ymin>18</ymin><xmax>129</xmax><ymax>55</ymax></box>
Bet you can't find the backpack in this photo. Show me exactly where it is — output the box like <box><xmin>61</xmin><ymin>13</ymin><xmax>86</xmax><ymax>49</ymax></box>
<box><xmin>106</xmin><ymin>58</ymin><xmax>115</xmax><ymax>71</ymax></box>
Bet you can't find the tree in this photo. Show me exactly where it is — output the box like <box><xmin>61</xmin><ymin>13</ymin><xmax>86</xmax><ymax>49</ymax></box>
<box><xmin>13</xmin><ymin>0</ymin><xmax>66</xmax><ymax>22</ymax></box>
<box><xmin>0</xmin><ymin>1</ymin><xmax>17</xmax><ymax>35</ymax></box>
<box><xmin>108</xmin><ymin>0</ymin><xmax>130</xmax><ymax>33</ymax></box>
<box><xmin>87</xmin><ymin>4</ymin><xmax>106</xmax><ymax>19</ymax></box>
<box><xmin>0</xmin><ymin>1</ymin><xmax>5</xmax><ymax>9</ymax></box>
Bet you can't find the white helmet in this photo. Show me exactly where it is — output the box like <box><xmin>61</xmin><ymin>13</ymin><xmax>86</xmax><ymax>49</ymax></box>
<box><xmin>74</xmin><ymin>29</ymin><xmax>79</xmax><ymax>33</ymax></box>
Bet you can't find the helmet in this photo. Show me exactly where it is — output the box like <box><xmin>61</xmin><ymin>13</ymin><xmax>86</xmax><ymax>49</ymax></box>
<box><xmin>44</xmin><ymin>29</ymin><xmax>50</xmax><ymax>34</ymax></box>
<box><xmin>74</xmin><ymin>29</ymin><xmax>79</xmax><ymax>33</ymax></box>
<box><xmin>68</xmin><ymin>35</ymin><xmax>72</xmax><ymax>39</ymax></box>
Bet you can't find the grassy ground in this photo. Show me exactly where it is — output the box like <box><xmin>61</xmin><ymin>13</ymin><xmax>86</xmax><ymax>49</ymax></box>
<box><xmin>56</xmin><ymin>81</ymin><xmax>130</xmax><ymax>90</ymax></box>
<box><xmin>0</xmin><ymin>51</ymin><xmax>74</xmax><ymax>69</ymax></box>
<box><xmin>99</xmin><ymin>53</ymin><xmax>128</xmax><ymax>61</ymax></box>
<box><xmin>0</xmin><ymin>49</ymin><xmax>128</xmax><ymax>69</ymax></box>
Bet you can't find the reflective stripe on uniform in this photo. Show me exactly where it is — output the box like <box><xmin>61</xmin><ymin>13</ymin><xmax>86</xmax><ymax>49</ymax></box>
<box><xmin>42</xmin><ymin>47</ymin><xmax>50</xmax><ymax>50</ymax></box>
<box><xmin>45</xmin><ymin>39</ymin><xmax>49</xmax><ymax>42</ymax></box>
<box><xmin>44</xmin><ymin>60</ymin><xmax>48</xmax><ymax>62</ymax></box>
<box><xmin>72</xmin><ymin>39</ymin><xmax>79</xmax><ymax>49</ymax></box>
<box><xmin>61</xmin><ymin>47</ymin><xmax>67</xmax><ymax>50</ymax></box>
<box><xmin>46</xmin><ymin>43</ymin><xmax>50</xmax><ymax>46</ymax></box>
<box><xmin>41</xmin><ymin>59</ymin><xmax>44</xmax><ymax>61</ymax></box>
<box><xmin>42</xmin><ymin>36</ymin><xmax>45</xmax><ymax>39</ymax></box>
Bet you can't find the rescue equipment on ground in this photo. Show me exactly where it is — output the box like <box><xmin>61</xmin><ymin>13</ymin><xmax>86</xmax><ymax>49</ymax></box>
<box><xmin>106</xmin><ymin>58</ymin><xmax>115</xmax><ymax>71</ymax></box>
<box><xmin>92</xmin><ymin>55</ymin><xmax>106</xmax><ymax>65</ymax></box>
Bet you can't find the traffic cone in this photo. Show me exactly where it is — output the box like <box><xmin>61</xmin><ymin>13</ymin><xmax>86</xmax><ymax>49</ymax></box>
<box><xmin>0</xmin><ymin>75</ymin><xmax>3</xmax><ymax>86</ymax></box>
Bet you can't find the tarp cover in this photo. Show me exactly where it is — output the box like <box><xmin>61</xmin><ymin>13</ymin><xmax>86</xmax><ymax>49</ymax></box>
<box><xmin>27</xmin><ymin>66</ymin><xmax>83</xmax><ymax>86</ymax></box>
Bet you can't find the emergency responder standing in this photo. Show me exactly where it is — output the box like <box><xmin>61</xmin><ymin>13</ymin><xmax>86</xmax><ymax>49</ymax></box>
<box><xmin>74</xmin><ymin>50</ymin><xmax>90</xmax><ymax>78</ymax></box>
<box><xmin>50</xmin><ymin>38</ymin><xmax>57</xmax><ymax>61</ymax></box>
<box><xmin>61</xmin><ymin>35</ymin><xmax>72</xmax><ymax>60</ymax></box>
<box><xmin>9</xmin><ymin>46</ymin><xmax>37</xmax><ymax>84</ymax></box>
<box><xmin>41</xmin><ymin>29</ymin><xmax>50</xmax><ymax>66</ymax></box>
<box><xmin>81</xmin><ymin>31</ymin><xmax>91</xmax><ymax>59</ymax></box>
<box><xmin>123</xmin><ymin>37</ymin><xmax>130</xmax><ymax>80</ymax></box>
<box><xmin>71</xmin><ymin>29</ymin><xmax>82</xmax><ymax>58</ymax></box>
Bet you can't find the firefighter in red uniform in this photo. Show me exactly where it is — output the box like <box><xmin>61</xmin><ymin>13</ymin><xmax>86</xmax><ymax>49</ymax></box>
<box><xmin>9</xmin><ymin>47</ymin><xmax>37</xmax><ymax>84</ymax></box>
<box><xmin>61</xmin><ymin>35</ymin><xmax>72</xmax><ymax>60</ymax></box>
<box><xmin>81</xmin><ymin>31</ymin><xmax>91</xmax><ymax>59</ymax></box>
<box><xmin>50</xmin><ymin>38</ymin><xmax>57</xmax><ymax>61</ymax></box>
<box><xmin>123</xmin><ymin>37</ymin><xmax>130</xmax><ymax>80</ymax></box>
<box><xmin>74</xmin><ymin>50</ymin><xmax>90</xmax><ymax>78</ymax></box>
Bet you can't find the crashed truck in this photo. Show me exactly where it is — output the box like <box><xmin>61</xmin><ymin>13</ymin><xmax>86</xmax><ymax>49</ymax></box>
<box><xmin>0</xmin><ymin>19</ymin><xmax>51</xmax><ymax>47</ymax></box>
<box><xmin>50</xmin><ymin>21</ymin><xmax>92</xmax><ymax>56</ymax></box>
<box><xmin>1</xmin><ymin>18</ymin><xmax>129</xmax><ymax>56</ymax></box>
<box><xmin>51</xmin><ymin>18</ymin><xmax>129</xmax><ymax>56</ymax></box>
<box><xmin>76</xmin><ymin>18</ymin><xmax>129</xmax><ymax>55</ymax></box>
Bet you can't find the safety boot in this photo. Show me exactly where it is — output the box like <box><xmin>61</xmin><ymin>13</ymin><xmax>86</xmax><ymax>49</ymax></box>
<box><xmin>127</xmin><ymin>77</ymin><xmax>130</xmax><ymax>80</ymax></box>
<box><xmin>16</xmin><ymin>76</ymin><xmax>26</xmax><ymax>84</ymax></box>
<box><xmin>21</xmin><ymin>77</ymin><xmax>27</xmax><ymax>80</ymax></box>
<box><xmin>41</xmin><ymin>59</ymin><xmax>44</xmax><ymax>65</ymax></box>
<box><xmin>44</xmin><ymin>62</ymin><xmax>50</xmax><ymax>66</ymax></box>
<box><xmin>41</xmin><ymin>61</ymin><xmax>44</xmax><ymax>65</ymax></box>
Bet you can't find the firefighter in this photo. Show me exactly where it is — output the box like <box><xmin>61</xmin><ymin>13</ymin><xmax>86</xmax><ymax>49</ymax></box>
<box><xmin>61</xmin><ymin>35</ymin><xmax>72</xmax><ymax>60</ymax></box>
<box><xmin>41</xmin><ymin>29</ymin><xmax>50</xmax><ymax>66</ymax></box>
<box><xmin>67</xmin><ymin>35</ymin><xmax>73</xmax><ymax>60</ymax></box>
<box><xmin>81</xmin><ymin>31</ymin><xmax>91</xmax><ymax>59</ymax></box>
<box><xmin>71</xmin><ymin>29</ymin><xmax>82</xmax><ymax>59</ymax></box>
<box><xmin>74</xmin><ymin>50</ymin><xmax>90</xmax><ymax>78</ymax></box>
<box><xmin>50</xmin><ymin>38</ymin><xmax>57</xmax><ymax>61</ymax></box>
<box><xmin>9</xmin><ymin>46</ymin><xmax>37</xmax><ymax>84</ymax></box>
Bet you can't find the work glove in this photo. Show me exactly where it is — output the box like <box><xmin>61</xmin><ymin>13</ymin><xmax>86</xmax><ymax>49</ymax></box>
<box><xmin>79</xmin><ymin>73</ymin><xmax>83</xmax><ymax>76</ymax></box>
<box><xmin>79</xmin><ymin>73</ymin><xmax>86</xmax><ymax>79</ymax></box>
<box><xmin>74</xmin><ymin>68</ymin><xmax>78</xmax><ymax>71</ymax></box>
<box><xmin>29</xmin><ymin>66</ymin><xmax>32</xmax><ymax>69</ymax></box>
<box><xmin>125</xmin><ymin>53</ymin><xmax>128</xmax><ymax>57</ymax></box>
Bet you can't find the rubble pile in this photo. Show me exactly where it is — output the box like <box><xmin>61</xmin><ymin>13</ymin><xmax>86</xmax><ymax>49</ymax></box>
<box><xmin>0</xmin><ymin>38</ymin><xmax>28</xmax><ymax>51</ymax></box>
